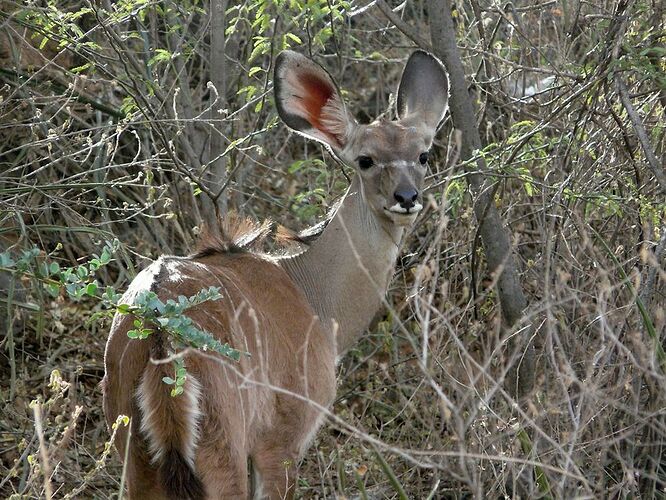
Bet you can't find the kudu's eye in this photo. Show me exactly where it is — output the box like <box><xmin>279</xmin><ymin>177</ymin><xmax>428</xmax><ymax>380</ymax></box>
<box><xmin>358</xmin><ymin>156</ymin><xmax>374</xmax><ymax>170</ymax></box>
<box><xmin>419</xmin><ymin>152</ymin><xmax>429</xmax><ymax>165</ymax></box>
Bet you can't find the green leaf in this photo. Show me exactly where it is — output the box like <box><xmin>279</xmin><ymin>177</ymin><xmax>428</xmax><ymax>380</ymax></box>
<box><xmin>117</xmin><ymin>303</ymin><xmax>132</xmax><ymax>314</ymax></box>
<box><xmin>248</xmin><ymin>41</ymin><xmax>269</xmax><ymax>63</ymax></box>
<box><xmin>0</xmin><ymin>252</ymin><xmax>15</xmax><ymax>267</ymax></box>
<box><xmin>285</xmin><ymin>33</ymin><xmax>302</xmax><ymax>45</ymax></box>
<box><xmin>38</xmin><ymin>262</ymin><xmax>49</xmax><ymax>277</ymax></box>
<box><xmin>248</xmin><ymin>66</ymin><xmax>264</xmax><ymax>78</ymax></box>
<box><xmin>71</xmin><ymin>62</ymin><xmax>92</xmax><ymax>74</ymax></box>
<box><xmin>524</xmin><ymin>181</ymin><xmax>534</xmax><ymax>197</ymax></box>
<box><xmin>85</xmin><ymin>282</ymin><xmax>98</xmax><ymax>296</ymax></box>
<box><xmin>148</xmin><ymin>48</ymin><xmax>172</xmax><ymax>67</ymax></box>
<box><xmin>99</xmin><ymin>249</ymin><xmax>111</xmax><ymax>265</ymax></box>
<box><xmin>288</xmin><ymin>160</ymin><xmax>305</xmax><ymax>174</ymax></box>
<box><xmin>138</xmin><ymin>328</ymin><xmax>152</xmax><ymax>339</ymax></box>
<box><xmin>46</xmin><ymin>283</ymin><xmax>60</xmax><ymax>298</ymax></box>
<box><xmin>162</xmin><ymin>376</ymin><xmax>176</xmax><ymax>385</ymax></box>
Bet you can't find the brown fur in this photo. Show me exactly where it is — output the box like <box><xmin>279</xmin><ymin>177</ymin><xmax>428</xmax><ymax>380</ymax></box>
<box><xmin>102</xmin><ymin>250</ymin><xmax>336</xmax><ymax>499</ymax></box>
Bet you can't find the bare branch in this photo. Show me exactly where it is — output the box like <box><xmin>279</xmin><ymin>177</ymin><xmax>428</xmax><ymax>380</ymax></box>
<box><xmin>374</xmin><ymin>0</ymin><xmax>430</xmax><ymax>51</ymax></box>
<box><xmin>615</xmin><ymin>77</ymin><xmax>666</xmax><ymax>194</ymax></box>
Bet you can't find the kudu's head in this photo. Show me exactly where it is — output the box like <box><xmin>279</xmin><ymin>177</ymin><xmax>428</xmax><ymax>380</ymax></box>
<box><xmin>274</xmin><ymin>50</ymin><xmax>449</xmax><ymax>227</ymax></box>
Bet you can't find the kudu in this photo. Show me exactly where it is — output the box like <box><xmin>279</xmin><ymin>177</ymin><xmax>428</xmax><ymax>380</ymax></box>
<box><xmin>102</xmin><ymin>50</ymin><xmax>448</xmax><ymax>499</ymax></box>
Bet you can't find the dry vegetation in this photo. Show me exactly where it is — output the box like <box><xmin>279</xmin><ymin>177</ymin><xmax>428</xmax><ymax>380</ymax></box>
<box><xmin>1</xmin><ymin>0</ymin><xmax>664</xmax><ymax>498</ymax></box>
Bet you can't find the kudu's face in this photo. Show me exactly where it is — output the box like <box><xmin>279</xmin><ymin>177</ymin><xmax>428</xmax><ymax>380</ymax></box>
<box><xmin>274</xmin><ymin>50</ymin><xmax>449</xmax><ymax>228</ymax></box>
<box><xmin>341</xmin><ymin>119</ymin><xmax>429</xmax><ymax>226</ymax></box>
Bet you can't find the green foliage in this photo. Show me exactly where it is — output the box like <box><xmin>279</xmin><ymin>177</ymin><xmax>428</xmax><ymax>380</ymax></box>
<box><xmin>117</xmin><ymin>286</ymin><xmax>242</xmax><ymax>363</ymax></box>
<box><xmin>290</xmin><ymin>188</ymin><xmax>327</xmax><ymax>220</ymax></box>
<box><xmin>444</xmin><ymin>179</ymin><xmax>466</xmax><ymax>217</ymax></box>
<box><xmin>1</xmin><ymin>242</ymin><xmax>240</xmax><ymax>397</ymax></box>
<box><xmin>0</xmin><ymin>241</ymin><xmax>120</xmax><ymax>303</ymax></box>
<box><xmin>227</xmin><ymin>0</ymin><xmax>349</xmax><ymax>107</ymax></box>
<box><xmin>614</xmin><ymin>4</ymin><xmax>666</xmax><ymax>90</ymax></box>
<box><xmin>17</xmin><ymin>3</ymin><xmax>98</xmax><ymax>52</ymax></box>
<box><xmin>162</xmin><ymin>357</ymin><xmax>188</xmax><ymax>397</ymax></box>
<box><xmin>286</xmin><ymin>158</ymin><xmax>347</xmax><ymax>222</ymax></box>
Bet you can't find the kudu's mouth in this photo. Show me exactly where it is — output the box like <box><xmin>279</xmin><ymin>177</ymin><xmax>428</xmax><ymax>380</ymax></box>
<box><xmin>384</xmin><ymin>202</ymin><xmax>423</xmax><ymax>225</ymax></box>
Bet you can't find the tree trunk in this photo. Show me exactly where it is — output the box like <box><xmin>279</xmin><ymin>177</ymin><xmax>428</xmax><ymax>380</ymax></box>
<box><xmin>202</xmin><ymin>0</ymin><xmax>228</xmax><ymax>223</ymax></box>
<box><xmin>428</xmin><ymin>0</ymin><xmax>534</xmax><ymax>398</ymax></box>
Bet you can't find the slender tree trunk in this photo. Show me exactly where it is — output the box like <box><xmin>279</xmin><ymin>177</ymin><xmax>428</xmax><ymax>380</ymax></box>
<box><xmin>202</xmin><ymin>0</ymin><xmax>228</xmax><ymax>223</ymax></box>
<box><xmin>428</xmin><ymin>0</ymin><xmax>534</xmax><ymax>398</ymax></box>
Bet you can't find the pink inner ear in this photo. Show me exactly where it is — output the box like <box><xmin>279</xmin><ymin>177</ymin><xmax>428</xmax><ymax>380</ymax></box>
<box><xmin>289</xmin><ymin>69</ymin><xmax>342</xmax><ymax>148</ymax></box>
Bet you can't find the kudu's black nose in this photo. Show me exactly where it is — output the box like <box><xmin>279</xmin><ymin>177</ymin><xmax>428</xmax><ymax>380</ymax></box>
<box><xmin>394</xmin><ymin>187</ymin><xmax>418</xmax><ymax>210</ymax></box>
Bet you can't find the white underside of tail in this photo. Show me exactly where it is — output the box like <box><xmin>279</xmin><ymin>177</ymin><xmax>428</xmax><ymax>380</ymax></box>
<box><xmin>136</xmin><ymin>372</ymin><xmax>203</xmax><ymax>467</ymax></box>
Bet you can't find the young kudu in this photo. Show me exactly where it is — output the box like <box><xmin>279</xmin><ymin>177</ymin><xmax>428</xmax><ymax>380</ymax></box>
<box><xmin>102</xmin><ymin>50</ymin><xmax>448</xmax><ymax>499</ymax></box>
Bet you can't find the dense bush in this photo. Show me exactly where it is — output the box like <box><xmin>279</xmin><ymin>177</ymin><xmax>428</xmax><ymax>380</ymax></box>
<box><xmin>1</xmin><ymin>0</ymin><xmax>663</xmax><ymax>497</ymax></box>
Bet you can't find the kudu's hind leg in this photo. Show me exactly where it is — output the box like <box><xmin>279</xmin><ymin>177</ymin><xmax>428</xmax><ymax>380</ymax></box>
<box><xmin>196</xmin><ymin>441</ymin><xmax>249</xmax><ymax>499</ymax></box>
<box><xmin>119</xmin><ymin>419</ymin><xmax>168</xmax><ymax>499</ymax></box>
<box><xmin>250</xmin><ymin>442</ymin><xmax>299</xmax><ymax>500</ymax></box>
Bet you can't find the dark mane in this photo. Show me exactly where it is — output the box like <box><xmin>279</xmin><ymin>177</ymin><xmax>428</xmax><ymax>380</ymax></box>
<box><xmin>190</xmin><ymin>208</ymin><xmax>336</xmax><ymax>259</ymax></box>
<box><xmin>190</xmin><ymin>214</ymin><xmax>273</xmax><ymax>258</ymax></box>
<box><xmin>275</xmin><ymin>219</ymin><xmax>328</xmax><ymax>245</ymax></box>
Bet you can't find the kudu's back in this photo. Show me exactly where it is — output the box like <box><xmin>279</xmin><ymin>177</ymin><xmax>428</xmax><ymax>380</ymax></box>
<box><xmin>102</xmin><ymin>247</ymin><xmax>336</xmax><ymax>499</ymax></box>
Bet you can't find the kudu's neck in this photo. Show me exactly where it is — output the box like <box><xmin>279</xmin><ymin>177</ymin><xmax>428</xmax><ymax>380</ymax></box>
<box><xmin>280</xmin><ymin>175</ymin><xmax>404</xmax><ymax>355</ymax></box>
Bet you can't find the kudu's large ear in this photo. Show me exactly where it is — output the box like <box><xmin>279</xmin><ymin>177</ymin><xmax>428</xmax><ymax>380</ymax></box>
<box><xmin>396</xmin><ymin>51</ymin><xmax>449</xmax><ymax>136</ymax></box>
<box><xmin>274</xmin><ymin>51</ymin><xmax>356</xmax><ymax>152</ymax></box>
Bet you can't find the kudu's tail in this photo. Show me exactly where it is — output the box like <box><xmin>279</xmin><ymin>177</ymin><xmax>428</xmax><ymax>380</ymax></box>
<box><xmin>136</xmin><ymin>343</ymin><xmax>205</xmax><ymax>499</ymax></box>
